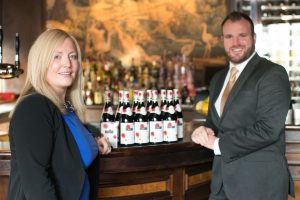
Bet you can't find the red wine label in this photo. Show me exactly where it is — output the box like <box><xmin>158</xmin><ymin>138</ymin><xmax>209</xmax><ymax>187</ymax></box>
<box><xmin>120</xmin><ymin>122</ymin><xmax>134</xmax><ymax>145</ymax></box>
<box><xmin>177</xmin><ymin>118</ymin><xmax>184</xmax><ymax>139</ymax></box>
<box><xmin>101</xmin><ymin>122</ymin><xmax>118</xmax><ymax>148</ymax></box>
<box><xmin>163</xmin><ymin>120</ymin><xmax>178</xmax><ymax>142</ymax></box>
<box><xmin>149</xmin><ymin>121</ymin><xmax>163</xmax><ymax>143</ymax></box>
<box><xmin>134</xmin><ymin>122</ymin><xmax>149</xmax><ymax>144</ymax></box>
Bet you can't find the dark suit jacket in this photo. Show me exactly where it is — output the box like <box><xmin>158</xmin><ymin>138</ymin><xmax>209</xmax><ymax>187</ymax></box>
<box><xmin>7</xmin><ymin>93</ymin><xmax>99</xmax><ymax>200</ymax></box>
<box><xmin>206</xmin><ymin>53</ymin><xmax>294</xmax><ymax>200</ymax></box>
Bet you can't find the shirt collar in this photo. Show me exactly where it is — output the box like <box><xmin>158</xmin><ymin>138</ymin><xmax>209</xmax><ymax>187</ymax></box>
<box><xmin>229</xmin><ymin>51</ymin><xmax>256</xmax><ymax>74</ymax></box>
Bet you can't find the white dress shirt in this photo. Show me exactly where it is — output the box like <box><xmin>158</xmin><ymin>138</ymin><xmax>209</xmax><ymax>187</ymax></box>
<box><xmin>213</xmin><ymin>52</ymin><xmax>256</xmax><ymax>155</ymax></box>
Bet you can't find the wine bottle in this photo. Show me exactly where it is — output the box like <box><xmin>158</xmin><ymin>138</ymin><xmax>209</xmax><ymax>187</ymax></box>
<box><xmin>160</xmin><ymin>89</ymin><xmax>167</xmax><ymax>117</ymax></box>
<box><xmin>132</xmin><ymin>90</ymin><xmax>139</xmax><ymax>116</ymax></box>
<box><xmin>0</xmin><ymin>26</ymin><xmax>3</xmax><ymax>64</ymax></box>
<box><xmin>163</xmin><ymin>90</ymin><xmax>178</xmax><ymax>142</ymax></box>
<box><xmin>173</xmin><ymin>89</ymin><xmax>184</xmax><ymax>140</ymax></box>
<box><xmin>15</xmin><ymin>33</ymin><xmax>20</xmax><ymax>69</ymax></box>
<box><xmin>120</xmin><ymin>90</ymin><xmax>134</xmax><ymax>146</ymax></box>
<box><xmin>146</xmin><ymin>89</ymin><xmax>153</xmax><ymax>116</ymax></box>
<box><xmin>134</xmin><ymin>90</ymin><xmax>149</xmax><ymax>145</ymax></box>
<box><xmin>149</xmin><ymin>89</ymin><xmax>164</xmax><ymax>144</ymax></box>
<box><xmin>100</xmin><ymin>90</ymin><xmax>118</xmax><ymax>148</ymax></box>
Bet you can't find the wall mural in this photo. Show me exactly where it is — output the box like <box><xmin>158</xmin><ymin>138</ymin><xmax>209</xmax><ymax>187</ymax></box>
<box><xmin>46</xmin><ymin>0</ymin><xmax>227</xmax><ymax>67</ymax></box>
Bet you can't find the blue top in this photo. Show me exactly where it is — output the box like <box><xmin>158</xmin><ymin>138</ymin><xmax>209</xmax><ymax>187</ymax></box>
<box><xmin>63</xmin><ymin>111</ymin><xmax>98</xmax><ymax>200</ymax></box>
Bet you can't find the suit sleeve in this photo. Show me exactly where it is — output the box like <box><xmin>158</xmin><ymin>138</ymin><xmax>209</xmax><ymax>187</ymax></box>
<box><xmin>219</xmin><ymin>65</ymin><xmax>291</xmax><ymax>162</ymax></box>
<box><xmin>10</xmin><ymin>96</ymin><xmax>58</xmax><ymax>199</ymax></box>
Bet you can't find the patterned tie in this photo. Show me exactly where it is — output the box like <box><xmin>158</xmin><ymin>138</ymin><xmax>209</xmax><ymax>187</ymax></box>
<box><xmin>220</xmin><ymin>67</ymin><xmax>238</xmax><ymax>115</ymax></box>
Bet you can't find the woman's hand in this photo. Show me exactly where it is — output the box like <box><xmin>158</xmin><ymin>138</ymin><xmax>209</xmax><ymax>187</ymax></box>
<box><xmin>96</xmin><ymin>136</ymin><xmax>112</xmax><ymax>155</ymax></box>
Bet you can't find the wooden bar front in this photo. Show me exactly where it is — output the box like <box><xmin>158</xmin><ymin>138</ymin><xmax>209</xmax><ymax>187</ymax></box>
<box><xmin>0</xmin><ymin>121</ymin><xmax>213</xmax><ymax>200</ymax></box>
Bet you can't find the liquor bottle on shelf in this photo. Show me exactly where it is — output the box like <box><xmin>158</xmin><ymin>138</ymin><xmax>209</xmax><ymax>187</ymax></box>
<box><xmin>120</xmin><ymin>90</ymin><xmax>134</xmax><ymax>146</ymax></box>
<box><xmin>146</xmin><ymin>89</ymin><xmax>153</xmax><ymax>116</ymax></box>
<box><xmin>149</xmin><ymin>89</ymin><xmax>164</xmax><ymax>144</ymax></box>
<box><xmin>173</xmin><ymin>89</ymin><xmax>184</xmax><ymax>140</ymax></box>
<box><xmin>163</xmin><ymin>90</ymin><xmax>178</xmax><ymax>142</ymax></box>
<box><xmin>100</xmin><ymin>90</ymin><xmax>118</xmax><ymax>148</ymax></box>
<box><xmin>85</xmin><ymin>76</ymin><xmax>94</xmax><ymax>106</ymax></box>
<box><xmin>15</xmin><ymin>33</ymin><xmax>20</xmax><ymax>69</ymax></box>
<box><xmin>134</xmin><ymin>90</ymin><xmax>149</xmax><ymax>145</ymax></box>
<box><xmin>160</xmin><ymin>89</ymin><xmax>167</xmax><ymax>117</ymax></box>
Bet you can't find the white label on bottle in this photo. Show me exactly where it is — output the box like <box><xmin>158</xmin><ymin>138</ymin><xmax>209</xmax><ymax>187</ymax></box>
<box><xmin>134</xmin><ymin>121</ymin><xmax>149</xmax><ymax>144</ymax></box>
<box><xmin>152</xmin><ymin>106</ymin><xmax>161</xmax><ymax>115</ymax></box>
<box><xmin>177</xmin><ymin>118</ymin><xmax>184</xmax><ymax>139</ymax></box>
<box><xmin>124</xmin><ymin>107</ymin><xmax>133</xmax><ymax>116</ymax></box>
<box><xmin>120</xmin><ymin>122</ymin><xmax>134</xmax><ymax>145</ymax></box>
<box><xmin>175</xmin><ymin>104</ymin><xmax>182</xmax><ymax>112</ymax></box>
<box><xmin>101</xmin><ymin>122</ymin><xmax>118</xmax><ymax>148</ymax></box>
<box><xmin>149</xmin><ymin>121</ymin><xmax>163</xmax><ymax>143</ymax></box>
<box><xmin>140</xmin><ymin>107</ymin><xmax>147</xmax><ymax>115</ymax></box>
<box><xmin>166</xmin><ymin>105</ymin><xmax>176</xmax><ymax>114</ymax></box>
<box><xmin>15</xmin><ymin>54</ymin><xmax>19</xmax><ymax>61</ymax></box>
<box><xmin>104</xmin><ymin>107</ymin><xmax>114</xmax><ymax>115</ymax></box>
<box><xmin>163</xmin><ymin>120</ymin><xmax>178</xmax><ymax>142</ymax></box>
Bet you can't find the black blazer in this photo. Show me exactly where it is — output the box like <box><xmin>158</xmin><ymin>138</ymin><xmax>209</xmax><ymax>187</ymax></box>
<box><xmin>7</xmin><ymin>93</ymin><xmax>99</xmax><ymax>200</ymax></box>
<box><xmin>206</xmin><ymin>53</ymin><xmax>294</xmax><ymax>200</ymax></box>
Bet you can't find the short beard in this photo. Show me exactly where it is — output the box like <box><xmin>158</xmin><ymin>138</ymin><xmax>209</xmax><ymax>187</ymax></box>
<box><xmin>228</xmin><ymin>44</ymin><xmax>255</xmax><ymax>64</ymax></box>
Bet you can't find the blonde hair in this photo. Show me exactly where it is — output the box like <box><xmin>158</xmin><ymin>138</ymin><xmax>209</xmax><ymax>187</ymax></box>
<box><xmin>10</xmin><ymin>29</ymin><xmax>86</xmax><ymax>121</ymax></box>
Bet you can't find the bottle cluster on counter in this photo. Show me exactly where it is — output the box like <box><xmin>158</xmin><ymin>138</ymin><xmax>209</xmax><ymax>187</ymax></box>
<box><xmin>100</xmin><ymin>89</ymin><xmax>184</xmax><ymax>148</ymax></box>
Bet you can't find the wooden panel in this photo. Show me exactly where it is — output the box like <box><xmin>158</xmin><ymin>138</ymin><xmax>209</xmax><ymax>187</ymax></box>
<box><xmin>0</xmin><ymin>175</ymin><xmax>8</xmax><ymax>200</ymax></box>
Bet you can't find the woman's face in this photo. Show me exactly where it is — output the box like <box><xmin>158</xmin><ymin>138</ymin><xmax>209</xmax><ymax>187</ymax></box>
<box><xmin>46</xmin><ymin>37</ymin><xmax>79</xmax><ymax>98</ymax></box>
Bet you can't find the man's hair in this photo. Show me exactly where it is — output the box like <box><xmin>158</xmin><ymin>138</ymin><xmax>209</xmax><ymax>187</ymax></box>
<box><xmin>221</xmin><ymin>11</ymin><xmax>255</xmax><ymax>35</ymax></box>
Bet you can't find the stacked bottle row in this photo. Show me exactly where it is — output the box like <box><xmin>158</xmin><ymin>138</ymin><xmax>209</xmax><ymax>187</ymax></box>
<box><xmin>100</xmin><ymin>89</ymin><xmax>184</xmax><ymax>148</ymax></box>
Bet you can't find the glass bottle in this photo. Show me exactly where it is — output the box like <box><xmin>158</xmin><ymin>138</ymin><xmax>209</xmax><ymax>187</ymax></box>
<box><xmin>163</xmin><ymin>90</ymin><xmax>178</xmax><ymax>142</ymax></box>
<box><xmin>160</xmin><ymin>89</ymin><xmax>167</xmax><ymax>117</ymax></box>
<box><xmin>120</xmin><ymin>90</ymin><xmax>134</xmax><ymax>146</ymax></box>
<box><xmin>134</xmin><ymin>90</ymin><xmax>149</xmax><ymax>145</ymax></box>
<box><xmin>146</xmin><ymin>89</ymin><xmax>153</xmax><ymax>116</ymax></box>
<box><xmin>100</xmin><ymin>90</ymin><xmax>118</xmax><ymax>148</ymax></box>
<box><xmin>173</xmin><ymin>89</ymin><xmax>184</xmax><ymax>140</ymax></box>
<box><xmin>149</xmin><ymin>89</ymin><xmax>164</xmax><ymax>144</ymax></box>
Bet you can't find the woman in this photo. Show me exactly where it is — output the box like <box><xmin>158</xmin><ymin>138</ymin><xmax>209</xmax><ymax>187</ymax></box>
<box><xmin>7</xmin><ymin>29</ymin><xmax>111</xmax><ymax>200</ymax></box>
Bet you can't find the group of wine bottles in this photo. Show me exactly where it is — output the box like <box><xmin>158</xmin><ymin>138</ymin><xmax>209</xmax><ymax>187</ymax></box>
<box><xmin>100</xmin><ymin>89</ymin><xmax>184</xmax><ymax>148</ymax></box>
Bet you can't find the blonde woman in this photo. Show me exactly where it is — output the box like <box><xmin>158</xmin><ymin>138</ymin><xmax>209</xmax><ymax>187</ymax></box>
<box><xmin>7</xmin><ymin>29</ymin><xmax>110</xmax><ymax>200</ymax></box>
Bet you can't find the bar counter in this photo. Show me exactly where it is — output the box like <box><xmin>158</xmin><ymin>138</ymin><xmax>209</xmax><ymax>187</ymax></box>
<box><xmin>0</xmin><ymin>120</ymin><xmax>213</xmax><ymax>200</ymax></box>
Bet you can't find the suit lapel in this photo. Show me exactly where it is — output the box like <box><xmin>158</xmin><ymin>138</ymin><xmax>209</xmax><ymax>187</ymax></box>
<box><xmin>221</xmin><ymin>53</ymin><xmax>261</xmax><ymax>118</ymax></box>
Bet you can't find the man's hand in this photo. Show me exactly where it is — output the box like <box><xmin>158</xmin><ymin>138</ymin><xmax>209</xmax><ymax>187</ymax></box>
<box><xmin>191</xmin><ymin>126</ymin><xmax>217</xmax><ymax>150</ymax></box>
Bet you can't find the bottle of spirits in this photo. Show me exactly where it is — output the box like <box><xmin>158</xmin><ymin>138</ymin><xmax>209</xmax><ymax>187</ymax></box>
<box><xmin>163</xmin><ymin>90</ymin><xmax>178</xmax><ymax>142</ymax></box>
<box><xmin>15</xmin><ymin>33</ymin><xmax>20</xmax><ymax>70</ymax></box>
<box><xmin>173</xmin><ymin>89</ymin><xmax>184</xmax><ymax>140</ymax></box>
<box><xmin>120</xmin><ymin>90</ymin><xmax>134</xmax><ymax>146</ymax></box>
<box><xmin>149</xmin><ymin>90</ymin><xmax>164</xmax><ymax>144</ymax></box>
<box><xmin>134</xmin><ymin>90</ymin><xmax>149</xmax><ymax>145</ymax></box>
<box><xmin>100</xmin><ymin>90</ymin><xmax>118</xmax><ymax>148</ymax></box>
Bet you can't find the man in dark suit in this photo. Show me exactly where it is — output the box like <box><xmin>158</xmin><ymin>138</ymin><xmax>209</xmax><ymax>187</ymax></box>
<box><xmin>192</xmin><ymin>11</ymin><xmax>294</xmax><ymax>200</ymax></box>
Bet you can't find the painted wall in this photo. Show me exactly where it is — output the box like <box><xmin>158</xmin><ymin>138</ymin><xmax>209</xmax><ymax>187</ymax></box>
<box><xmin>47</xmin><ymin>0</ymin><xmax>227</xmax><ymax>67</ymax></box>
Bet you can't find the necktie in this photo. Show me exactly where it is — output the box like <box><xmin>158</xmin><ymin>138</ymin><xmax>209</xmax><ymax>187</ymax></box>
<box><xmin>220</xmin><ymin>67</ymin><xmax>238</xmax><ymax>115</ymax></box>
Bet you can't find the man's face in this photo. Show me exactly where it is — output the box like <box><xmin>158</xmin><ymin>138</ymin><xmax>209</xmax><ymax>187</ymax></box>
<box><xmin>222</xmin><ymin>18</ymin><xmax>256</xmax><ymax>64</ymax></box>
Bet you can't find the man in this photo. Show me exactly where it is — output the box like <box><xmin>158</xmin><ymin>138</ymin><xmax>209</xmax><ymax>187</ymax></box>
<box><xmin>192</xmin><ymin>11</ymin><xmax>295</xmax><ymax>200</ymax></box>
